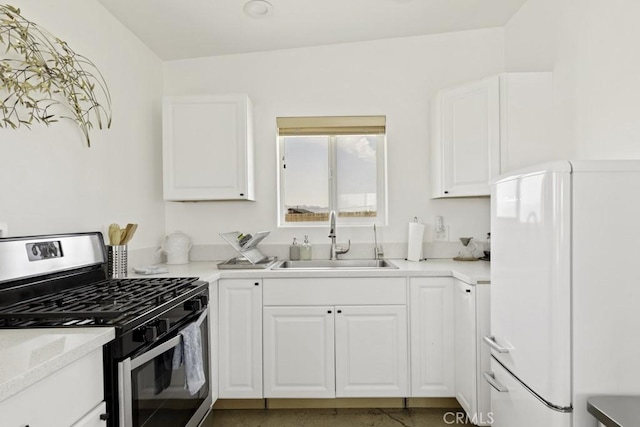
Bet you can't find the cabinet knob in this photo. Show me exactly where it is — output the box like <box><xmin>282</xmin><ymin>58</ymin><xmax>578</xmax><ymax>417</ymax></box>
<box><xmin>444</xmin><ymin>190</ymin><xmax>449</xmax><ymax>194</ymax></box>
<box><xmin>337</xmin><ymin>309</ymin><xmax>342</xmax><ymax>314</ymax></box>
<box><xmin>254</xmin><ymin>282</ymin><xmax>259</xmax><ymax>286</ymax></box>
<box><xmin>240</xmin><ymin>193</ymin><xmax>245</xmax><ymax>196</ymax></box>
<box><xmin>327</xmin><ymin>310</ymin><xmax>332</xmax><ymax>314</ymax></box>
<box><xmin>100</xmin><ymin>413</ymin><xmax>109</xmax><ymax>421</ymax></box>
<box><xmin>465</xmin><ymin>289</ymin><xmax>471</xmax><ymax>293</ymax></box>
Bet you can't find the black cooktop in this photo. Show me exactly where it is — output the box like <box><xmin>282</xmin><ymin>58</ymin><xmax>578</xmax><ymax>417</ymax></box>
<box><xmin>0</xmin><ymin>277</ymin><xmax>205</xmax><ymax>329</ymax></box>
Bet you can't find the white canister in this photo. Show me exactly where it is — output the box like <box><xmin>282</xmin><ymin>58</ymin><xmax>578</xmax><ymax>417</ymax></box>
<box><xmin>159</xmin><ymin>232</ymin><xmax>192</xmax><ymax>265</ymax></box>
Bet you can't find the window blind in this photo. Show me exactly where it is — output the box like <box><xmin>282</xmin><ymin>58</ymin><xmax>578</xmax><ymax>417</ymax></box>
<box><xmin>276</xmin><ymin>116</ymin><xmax>386</xmax><ymax>136</ymax></box>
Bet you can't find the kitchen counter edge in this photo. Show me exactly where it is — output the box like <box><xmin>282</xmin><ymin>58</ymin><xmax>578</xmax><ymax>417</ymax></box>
<box><xmin>130</xmin><ymin>258</ymin><xmax>491</xmax><ymax>285</ymax></box>
<box><xmin>0</xmin><ymin>327</ymin><xmax>115</xmax><ymax>403</ymax></box>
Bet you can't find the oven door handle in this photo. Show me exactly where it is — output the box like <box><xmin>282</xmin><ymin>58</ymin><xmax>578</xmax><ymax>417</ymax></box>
<box><xmin>130</xmin><ymin>309</ymin><xmax>208</xmax><ymax>370</ymax></box>
<box><xmin>118</xmin><ymin>358</ymin><xmax>133</xmax><ymax>427</ymax></box>
<box><xmin>130</xmin><ymin>334</ymin><xmax>183</xmax><ymax>370</ymax></box>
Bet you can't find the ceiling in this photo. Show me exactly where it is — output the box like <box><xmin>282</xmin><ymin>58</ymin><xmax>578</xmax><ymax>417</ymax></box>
<box><xmin>97</xmin><ymin>0</ymin><xmax>527</xmax><ymax>60</ymax></box>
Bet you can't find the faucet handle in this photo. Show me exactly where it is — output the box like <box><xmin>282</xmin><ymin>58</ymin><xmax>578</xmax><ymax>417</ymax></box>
<box><xmin>374</xmin><ymin>246</ymin><xmax>384</xmax><ymax>260</ymax></box>
<box><xmin>336</xmin><ymin>240</ymin><xmax>351</xmax><ymax>255</ymax></box>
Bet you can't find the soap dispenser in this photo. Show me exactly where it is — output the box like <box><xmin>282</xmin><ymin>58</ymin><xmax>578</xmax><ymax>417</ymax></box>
<box><xmin>300</xmin><ymin>235</ymin><xmax>312</xmax><ymax>260</ymax></box>
<box><xmin>289</xmin><ymin>238</ymin><xmax>300</xmax><ymax>261</ymax></box>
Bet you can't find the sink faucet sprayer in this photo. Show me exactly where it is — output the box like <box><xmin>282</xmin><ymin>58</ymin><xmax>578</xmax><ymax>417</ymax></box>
<box><xmin>329</xmin><ymin>210</ymin><xmax>350</xmax><ymax>260</ymax></box>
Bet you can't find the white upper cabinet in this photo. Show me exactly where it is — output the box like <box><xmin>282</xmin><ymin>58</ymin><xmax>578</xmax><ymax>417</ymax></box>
<box><xmin>432</xmin><ymin>76</ymin><xmax>500</xmax><ymax>198</ymax></box>
<box><xmin>431</xmin><ymin>72</ymin><xmax>554</xmax><ymax>198</ymax></box>
<box><xmin>162</xmin><ymin>94</ymin><xmax>255</xmax><ymax>201</ymax></box>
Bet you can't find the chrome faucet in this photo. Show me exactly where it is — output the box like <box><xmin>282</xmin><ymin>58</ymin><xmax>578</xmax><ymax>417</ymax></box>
<box><xmin>373</xmin><ymin>224</ymin><xmax>384</xmax><ymax>260</ymax></box>
<box><xmin>329</xmin><ymin>210</ymin><xmax>350</xmax><ymax>260</ymax></box>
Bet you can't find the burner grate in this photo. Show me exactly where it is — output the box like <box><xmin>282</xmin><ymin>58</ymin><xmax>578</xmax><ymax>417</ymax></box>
<box><xmin>0</xmin><ymin>277</ymin><xmax>201</xmax><ymax>327</ymax></box>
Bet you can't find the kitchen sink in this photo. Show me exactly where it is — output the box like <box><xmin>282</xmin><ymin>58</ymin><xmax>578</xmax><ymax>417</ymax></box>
<box><xmin>272</xmin><ymin>259</ymin><xmax>399</xmax><ymax>270</ymax></box>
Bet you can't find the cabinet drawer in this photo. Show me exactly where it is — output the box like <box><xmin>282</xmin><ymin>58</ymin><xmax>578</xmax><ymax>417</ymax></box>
<box><xmin>0</xmin><ymin>348</ymin><xmax>104</xmax><ymax>427</ymax></box>
<box><xmin>263</xmin><ymin>278</ymin><xmax>406</xmax><ymax>306</ymax></box>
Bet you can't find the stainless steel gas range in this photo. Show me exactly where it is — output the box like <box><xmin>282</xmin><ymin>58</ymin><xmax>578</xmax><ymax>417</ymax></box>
<box><xmin>0</xmin><ymin>232</ymin><xmax>212</xmax><ymax>427</ymax></box>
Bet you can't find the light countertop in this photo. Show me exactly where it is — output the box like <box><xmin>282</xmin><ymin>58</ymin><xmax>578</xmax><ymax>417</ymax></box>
<box><xmin>130</xmin><ymin>258</ymin><xmax>491</xmax><ymax>285</ymax></box>
<box><xmin>0</xmin><ymin>327</ymin><xmax>114</xmax><ymax>403</ymax></box>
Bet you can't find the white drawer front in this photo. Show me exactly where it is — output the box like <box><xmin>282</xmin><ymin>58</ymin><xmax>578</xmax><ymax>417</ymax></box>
<box><xmin>263</xmin><ymin>277</ymin><xmax>406</xmax><ymax>306</ymax></box>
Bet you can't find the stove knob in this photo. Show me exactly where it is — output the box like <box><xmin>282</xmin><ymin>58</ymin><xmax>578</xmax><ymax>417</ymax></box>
<box><xmin>198</xmin><ymin>295</ymin><xmax>209</xmax><ymax>306</ymax></box>
<box><xmin>156</xmin><ymin>318</ymin><xmax>170</xmax><ymax>335</ymax></box>
<box><xmin>134</xmin><ymin>325</ymin><xmax>158</xmax><ymax>343</ymax></box>
<box><xmin>184</xmin><ymin>298</ymin><xmax>203</xmax><ymax>312</ymax></box>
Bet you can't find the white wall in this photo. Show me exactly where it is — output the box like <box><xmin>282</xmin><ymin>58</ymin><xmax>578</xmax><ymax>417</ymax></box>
<box><xmin>506</xmin><ymin>0</ymin><xmax>640</xmax><ymax>160</ymax></box>
<box><xmin>163</xmin><ymin>29</ymin><xmax>505</xmax><ymax>255</ymax></box>
<box><xmin>0</xmin><ymin>0</ymin><xmax>164</xmax><ymax>253</ymax></box>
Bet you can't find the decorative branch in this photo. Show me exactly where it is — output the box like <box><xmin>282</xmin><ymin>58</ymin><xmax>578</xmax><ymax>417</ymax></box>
<box><xmin>0</xmin><ymin>4</ymin><xmax>112</xmax><ymax>146</ymax></box>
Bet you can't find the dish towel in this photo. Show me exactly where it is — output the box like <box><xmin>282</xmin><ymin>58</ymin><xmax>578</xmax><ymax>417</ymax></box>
<box><xmin>172</xmin><ymin>321</ymin><xmax>206</xmax><ymax>395</ymax></box>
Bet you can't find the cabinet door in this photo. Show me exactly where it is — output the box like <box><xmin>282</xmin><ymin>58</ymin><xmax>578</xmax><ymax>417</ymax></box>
<box><xmin>218</xmin><ymin>279</ymin><xmax>262</xmax><ymax>398</ymax></box>
<box><xmin>209</xmin><ymin>280</ymin><xmax>219</xmax><ymax>404</ymax></box>
<box><xmin>263</xmin><ymin>306</ymin><xmax>335</xmax><ymax>398</ymax></box>
<box><xmin>410</xmin><ymin>277</ymin><xmax>455</xmax><ymax>396</ymax></box>
<box><xmin>335</xmin><ymin>305</ymin><xmax>408</xmax><ymax>397</ymax></box>
<box><xmin>454</xmin><ymin>280</ymin><xmax>477</xmax><ymax>418</ymax></box>
<box><xmin>475</xmin><ymin>284</ymin><xmax>492</xmax><ymax>425</ymax></box>
<box><xmin>433</xmin><ymin>76</ymin><xmax>500</xmax><ymax>198</ymax></box>
<box><xmin>162</xmin><ymin>94</ymin><xmax>254</xmax><ymax>201</ymax></box>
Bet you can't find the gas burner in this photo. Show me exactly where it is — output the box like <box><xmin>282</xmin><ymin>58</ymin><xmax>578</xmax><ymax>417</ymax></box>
<box><xmin>0</xmin><ymin>276</ymin><xmax>203</xmax><ymax>329</ymax></box>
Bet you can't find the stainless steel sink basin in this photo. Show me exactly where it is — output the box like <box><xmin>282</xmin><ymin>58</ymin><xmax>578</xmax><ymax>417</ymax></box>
<box><xmin>273</xmin><ymin>259</ymin><xmax>398</xmax><ymax>270</ymax></box>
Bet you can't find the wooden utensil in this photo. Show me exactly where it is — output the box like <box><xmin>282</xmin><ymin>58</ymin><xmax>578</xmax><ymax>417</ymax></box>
<box><xmin>125</xmin><ymin>223</ymin><xmax>138</xmax><ymax>244</ymax></box>
<box><xmin>108</xmin><ymin>223</ymin><xmax>120</xmax><ymax>245</ymax></box>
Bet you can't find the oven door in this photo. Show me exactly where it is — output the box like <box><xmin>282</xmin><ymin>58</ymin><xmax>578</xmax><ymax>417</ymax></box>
<box><xmin>117</xmin><ymin>312</ymin><xmax>211</xmax><ymax>427</ymax></box>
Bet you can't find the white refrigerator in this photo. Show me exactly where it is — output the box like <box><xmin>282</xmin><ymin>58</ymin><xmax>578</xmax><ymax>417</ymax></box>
<box><xmin>485</xmin><ymin>160</ymin><xmax>640</xmax><ymax>427</ymax></box>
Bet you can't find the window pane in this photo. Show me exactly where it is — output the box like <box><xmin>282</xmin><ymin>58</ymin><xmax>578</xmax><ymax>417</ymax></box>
<box><xmin>336</xmin><ymin>135</ymin><xmax>378</xmax><ymax>218</ymax></box>
<box><xmin>283</xmin><ymin>136</ymin><xmax>330</xmax><ymax>222</ymax></box>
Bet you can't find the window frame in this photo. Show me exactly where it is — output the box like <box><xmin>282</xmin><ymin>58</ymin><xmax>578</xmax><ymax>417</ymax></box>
<box><xmin>276</xmin><ymin>128</ymin><xmax>388</xmax><ymax>228</ymax></box>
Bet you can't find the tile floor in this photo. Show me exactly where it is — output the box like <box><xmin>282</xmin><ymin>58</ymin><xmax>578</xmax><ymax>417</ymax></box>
<box><xmin>202</xmin><ymin>408</ymin><xmax>474</xmax><ymax>426</ymax></box>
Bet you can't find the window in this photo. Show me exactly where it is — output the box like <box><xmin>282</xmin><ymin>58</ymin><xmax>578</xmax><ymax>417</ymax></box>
<box><xmin>277</xmin><ymin>116</ymin><xmax>387</xmax><ymax>226</ymax></box>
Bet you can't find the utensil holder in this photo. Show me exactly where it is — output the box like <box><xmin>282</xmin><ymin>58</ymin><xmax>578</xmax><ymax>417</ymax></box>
<box><xmin>107</xmin><ymin>245</ymin><xmax>128</xmax><ymax>278</ymax></box>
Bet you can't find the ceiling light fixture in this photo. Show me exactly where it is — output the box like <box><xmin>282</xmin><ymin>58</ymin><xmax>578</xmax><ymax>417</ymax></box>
<box><xmin>243</xmin><ymin>0</ymin><xmax>273</xmax><ymax>19</ymax></box>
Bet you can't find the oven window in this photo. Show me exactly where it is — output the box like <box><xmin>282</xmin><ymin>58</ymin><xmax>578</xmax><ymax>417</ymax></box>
<box><xmin>130</xmin><ymin>321</ymin><xmax>209</xmax><ymax>427</ymax></box>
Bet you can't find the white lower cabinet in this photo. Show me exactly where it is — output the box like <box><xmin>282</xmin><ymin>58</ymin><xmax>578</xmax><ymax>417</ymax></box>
<box><xmin>0</xmin><ymin>348</ymin><xmax>106</xmax><ymax>427</ymax></box>
<box><xmin>263</xmin><ymin>306</ymin><xmax>335</xmax><ymax>398</ymax></box>
<box><xmin>335</xmin><ymin>305</ymin><xmax>408</xmax><ymax>397</ymax></box>
<box><xmin>218</xmin><ymin>278</ymin><xmax>263</xmax><ymax>398</ymax></box>
<box><xmin>454</xmin><ymin>279</ymin><xmax>491</xmax><ymax>425</ymax></box>
<box><xmin>263</xmin><ymin>304</ymin><xmax>407</xmax><ymax>398</ymax></box>
<box><xmin>410</xmin><ymin>277</ymin><xmax>455</xmax><ymax>397</ymax></box>
<box><xmin>262</xmin><ymin>277</ymin><xmax>408</xmax><ymax>399</ymax></box>
<box><xmin>209</xmin><ymin>280</ymin><xmax>219</xmax><ymax>404</ymax></box>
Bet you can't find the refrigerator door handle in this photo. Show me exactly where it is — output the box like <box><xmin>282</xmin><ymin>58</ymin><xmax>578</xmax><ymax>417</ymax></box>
<box><xmin>483</xmin><ymin>335</ymin><xmax>511</xmax><ymax>353</ymax></box>
<box><xmin>483</xmin><ymin>371</ymin><xmax>508</xmax><ymax>393</ymax></box>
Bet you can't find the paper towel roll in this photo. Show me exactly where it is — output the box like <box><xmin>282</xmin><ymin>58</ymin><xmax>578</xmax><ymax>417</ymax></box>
<box><xmin>407</xmin><ymin>222</ymin><xmax>425</xmax><ymax>262</ymax></box>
